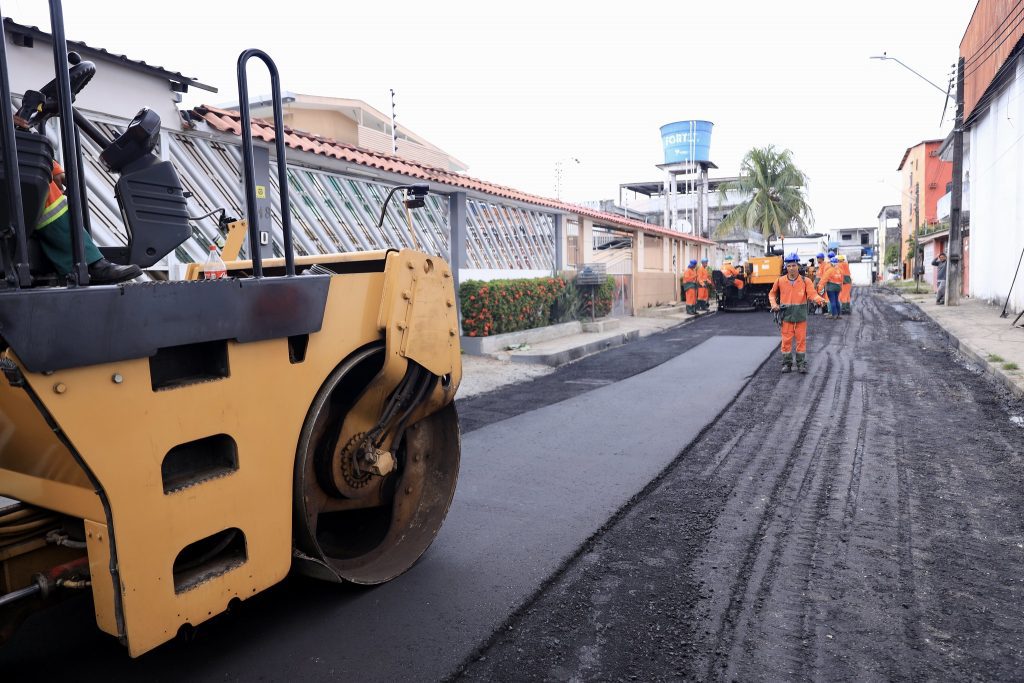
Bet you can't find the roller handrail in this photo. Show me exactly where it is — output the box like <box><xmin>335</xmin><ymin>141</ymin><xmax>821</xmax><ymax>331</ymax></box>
<box><xmin>235</xmin><ymin>49</ymin><xmax>295</xmax><ymax>278</ymax></box>
<box><xmin>0</xmin><ymin>8</ymin><xmax>30</xmax><ymax>288</ymax></box>
<box><xmin>47</xmin><ymin>0</ymin><xmax>89</xmax><ymax>286</ymax></box>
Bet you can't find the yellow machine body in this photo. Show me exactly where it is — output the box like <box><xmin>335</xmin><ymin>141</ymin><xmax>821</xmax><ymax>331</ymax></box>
<box><xmin>0</xmin><ymin>249</ymin><xmax>461</xmax><ymax>656</ymax></box>
<box><xmin>747</xmin><ymin>255</ymin><xmax>784</xmax><ymax>285</ymax></box>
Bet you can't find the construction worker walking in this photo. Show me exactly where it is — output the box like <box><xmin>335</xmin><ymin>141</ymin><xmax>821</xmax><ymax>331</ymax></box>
<box><xmin>770</xmin><ymin>253</ymin><xmax>828</xmax><ymax>374</ymax></box>
<box><xmin>837</xmin><ymin>254</ymin><xmax>853</xmax><ymax>314</ymax></box>
<box><xmin>696</xmin><ymin>257</ymin><xmax>712</xmax><ymax>311</ymax></box>
<box><xmin>682</xmin><ymin>259</ymin><xmax>699</xmax><ymax>314</ymax></box>
<box><xmin>819</xmin><ymin>254</ymin><xmax>843</xmax><ymax>319</ymax></box>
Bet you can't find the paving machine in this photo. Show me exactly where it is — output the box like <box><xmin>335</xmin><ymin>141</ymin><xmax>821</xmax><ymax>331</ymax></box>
<box><xmin>0</xmin><ymin>2</ymin><xmax>460</xmax><ymax>657</ymax></box>
<box><xmin>713</xmin><ymin>238</ymin><xmax>807</xmax><ymax>312</ymax></box>
<box><xmin>713</xmin><ymin>255</ymin><xmax>782</xmax><ymax>311</ymax></box>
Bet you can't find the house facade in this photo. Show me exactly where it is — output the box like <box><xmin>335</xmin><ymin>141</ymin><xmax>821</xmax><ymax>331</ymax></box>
<box><xmin>959</xmin><ymin>0</ymin><xmax>1024</xmax><ymax>310</ymax></box>
<box><xmin>896</xmin><ymin>140</ymin><xmax>952</xmax><ymax>279</ymax></box>
<box><xmin>242</xmin><ymin>92</ymin><xmax>469</xmax><ymax>174</ymax></box>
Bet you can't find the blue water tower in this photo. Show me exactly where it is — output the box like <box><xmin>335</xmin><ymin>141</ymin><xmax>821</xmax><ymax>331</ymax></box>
<box><xmin>660</xmin><ymin>120</ymin><xmax>714</xmax><ymax>165</ymax></box>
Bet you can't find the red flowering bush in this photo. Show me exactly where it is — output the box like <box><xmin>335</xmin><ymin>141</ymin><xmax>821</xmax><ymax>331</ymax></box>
<box><xmin>460</xmin><ymin>276</ymin><xmax>568</xmax><ymax>337</ymax></box>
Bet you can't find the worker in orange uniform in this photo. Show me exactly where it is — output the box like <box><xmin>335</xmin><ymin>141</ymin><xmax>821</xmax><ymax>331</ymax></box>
<box><xmin>819</xmin><ymin>254</ymin><xmax>843</xmax><ymax>319</ymax></box>
<box><xmin>810</xmin><ymin>252</ymin><xmax>827</xmax><ymax>315</ymax></box>
<box><xmin>721</xmin><ymin>256</ymin><xmax>744</xmax><ymax>291</ymax></box>
<box><xmin>696</xmin><ymin>257</ymin><xmax>712</xmax><ymax>311</ymax></box>
<box><xmin>682</xmin><ymin>259</ymin><xmax>699</xmax><ymax>314</ymax></box>
<box><xmin>837</xmin><ymin>253</ymin><xmax>853</xmax><ymax>314</ymax></box>
<box><xmin>769</xmin><ymin>253</ymin><xmax>828</xmax><ymax>373</ymax></box>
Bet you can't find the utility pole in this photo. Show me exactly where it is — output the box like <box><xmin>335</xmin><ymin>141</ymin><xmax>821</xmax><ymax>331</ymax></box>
<box><xmin>946</xmin><ymin>57</ymin><xmax>965</xmax><ymax>305</ymax></box>
<box><xmin>914</xmin><ymin>184</ymin><xmax>922</xmax><ymax>293</ymax></box>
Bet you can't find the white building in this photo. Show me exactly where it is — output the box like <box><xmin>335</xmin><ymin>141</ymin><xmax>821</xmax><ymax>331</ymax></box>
<box><xmin>959</xmin><ymin>2</ymin><xmax>1024</xmax><ymax>312</ymax></box>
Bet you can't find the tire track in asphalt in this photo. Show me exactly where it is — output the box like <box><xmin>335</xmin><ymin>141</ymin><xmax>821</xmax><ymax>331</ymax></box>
<box><xmin>741</xmin><ymin>319</ymin><xmax>858</xmax><ymax>681</ymax></box>
<box><xmin>701</xmin><ymin>343</ymin><xmax>839</xmax><ymax>679</ymax></box>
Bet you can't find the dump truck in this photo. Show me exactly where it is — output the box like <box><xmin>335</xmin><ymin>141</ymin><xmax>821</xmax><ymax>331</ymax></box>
<box><xmin>0</xmin><ymin>2</ymin><xmax>461</xmax><ymax>657</ymax></box>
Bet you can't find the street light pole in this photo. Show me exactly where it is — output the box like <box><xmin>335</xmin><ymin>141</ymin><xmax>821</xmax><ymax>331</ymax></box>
<box><xmin>870</xmin><ymin>54</ymin><xmax>954</xmax><ymax>101</ymax></box>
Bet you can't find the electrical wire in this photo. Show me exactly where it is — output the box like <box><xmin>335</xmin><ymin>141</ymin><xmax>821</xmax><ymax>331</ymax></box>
<box><xmin>188</xmin><ymin>207</ymin><xmax>226</xmax><ymax>224</ymax></box>
<box><xmin>963</xmin><ymin>0</ymin><xmax>1024</xmax><ymax>69</ymax></box>
<box><xmin>963</xmin><ymin>11</ymin><xmax>1024</xmax><ymax>81</ymax></box>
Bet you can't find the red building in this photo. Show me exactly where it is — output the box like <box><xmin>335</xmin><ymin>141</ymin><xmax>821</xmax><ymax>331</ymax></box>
<box><xmin>897</xmin><ymin>140</ymin><xmax>953</xmax><ymax>278</ymax></box>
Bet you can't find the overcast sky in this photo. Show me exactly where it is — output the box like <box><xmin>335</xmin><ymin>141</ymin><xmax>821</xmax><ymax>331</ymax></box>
<box><xmin>7</xmin><ymin>0</ymin><xmax>976</xmax><ymax>228</ymax></box>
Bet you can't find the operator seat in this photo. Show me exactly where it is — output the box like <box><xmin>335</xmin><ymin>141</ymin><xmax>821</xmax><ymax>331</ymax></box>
<box><xmin>97</xmin><ymin>108</ymin><xmax>190</xmax><ymax>268</ymax></box>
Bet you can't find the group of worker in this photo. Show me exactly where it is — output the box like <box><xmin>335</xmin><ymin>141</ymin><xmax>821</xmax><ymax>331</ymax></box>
<box><xmin>806</xmin><ymin>251</ymin><xmax>853</xmax><ymax>319</ymax></box>
<box><xmin>767</xmin><ymin>250</ymin><xmax>855</xmax><ymax>374</ymax></box>
<box><xmin>681</xmin><ymin>257</ymin><xmax>715</xmax><ymax>315</ymax></box>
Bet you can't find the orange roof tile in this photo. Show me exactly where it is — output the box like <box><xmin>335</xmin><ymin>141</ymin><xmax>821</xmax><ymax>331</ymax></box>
<box><xmin>191</xmin><ymin>105</ymin><xmax>713</xmax><ymax>245</ymax></box>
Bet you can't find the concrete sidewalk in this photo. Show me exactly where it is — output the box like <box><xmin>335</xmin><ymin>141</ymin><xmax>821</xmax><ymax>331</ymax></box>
<box><xmin>496</xmin><ymin>308</ymin><xmax>707</xmax><ymax>365</ymax></box>
<box><xmin>889</xmin><ymin>285</ymin><xmax>1024</xmax><ymax>397</ymax></box>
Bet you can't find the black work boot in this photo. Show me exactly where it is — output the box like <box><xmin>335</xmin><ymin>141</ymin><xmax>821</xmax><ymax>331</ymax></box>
<box><xmin>781</xmin><ymin>364</ymin><xmax>792</xmax><ymax>373</ymax></box>
<box><xmin>88</xmin><ymin>259</ymin><xmax>142</xmax><ymax>285</ymax></box>
<box><xmin>795</xmin><ymin>354</ymin><xmax>807</xmax><ymax>374</ymax></box>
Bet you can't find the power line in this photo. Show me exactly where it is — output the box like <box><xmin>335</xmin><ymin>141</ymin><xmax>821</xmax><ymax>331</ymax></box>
<box><xmin>963</xmin><ymin>0</ymin><xmax>1024</xmax><ymax>67</ymax></box>
<box><xmin>963</xmin><ymin>8</ymin><xmax>1024</xmax><ymax>81</ymax></box>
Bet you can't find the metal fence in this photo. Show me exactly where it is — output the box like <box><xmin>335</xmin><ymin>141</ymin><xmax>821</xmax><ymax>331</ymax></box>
<box><xmin>60</xmin><ymin>114</ymin><xmax>558</xmax><ymax>272</ymax></box>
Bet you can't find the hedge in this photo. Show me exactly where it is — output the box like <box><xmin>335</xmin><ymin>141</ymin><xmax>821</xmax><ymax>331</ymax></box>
<box><xmin>460</xmin><ymin>276</ymin><xmax>568</xmax><ymax>337</ymax></box>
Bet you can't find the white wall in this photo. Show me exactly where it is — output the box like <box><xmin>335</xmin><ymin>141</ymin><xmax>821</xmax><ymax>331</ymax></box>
<box><xmin>5</xmin><ymin>33</ymin><xmax>183</xmax><ymax>129</ymax></box>
<box><xmin>968</xmin><ymin>54</ymin><xmax>1024</xmax><ymax>311</ymax></box>
<box><xmin>850</xmin><ymin>262</ymin><xmax>873</xmax><ymax>286</ymax></box>
<box><xmin>922</xmin><ymin>242</ymin><xmax>939</xmax><ymax>286</ymax></box>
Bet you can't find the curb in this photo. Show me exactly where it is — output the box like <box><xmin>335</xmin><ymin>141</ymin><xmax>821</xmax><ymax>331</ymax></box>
<box><xmin>892</xmin><ymin>290</ymin><xmax>1024</xmax><ymax>399</ymax></box>
<box><xmin>507</xmin><ymin>329</ymin><xmax>640</xmax><ymax>367</ymax></box>
<box><xmin>503</xmin><ymin>309</ymin><xmax>715</xmax><ymax>366</ymax></box>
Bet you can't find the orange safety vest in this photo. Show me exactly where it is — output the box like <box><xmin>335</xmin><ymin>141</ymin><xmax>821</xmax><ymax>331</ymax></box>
<box><xmin>37</xmin><ymin>161</ymin><xmax>68</xmax><ymax>230</ymax></box>
<box><xmin>769</xmin><ymin>274</ymin><xmax>823</xmax><ymax>307</ymax></box>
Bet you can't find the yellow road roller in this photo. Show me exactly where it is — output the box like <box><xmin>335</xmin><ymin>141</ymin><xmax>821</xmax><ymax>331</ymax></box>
<box><xmin>0</xmin><ymin>3</ymin><xmax>460</xmax><ymax>657</ymax></box>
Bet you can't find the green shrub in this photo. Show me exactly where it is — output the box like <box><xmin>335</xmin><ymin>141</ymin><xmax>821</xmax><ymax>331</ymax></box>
<box><xmin>1002</xmin><ymin>362</ymin><xmax>1019</xmax><ymax>371</ymax></box>
<box><xmin>577</xmin><ymin>275</ymin><xmax>615</xmax><ymax>319</ymax></box>
<box><xmin>550</xmin><ymin>279</ymin><xmax>583</xmax><ymax>324</ymax></box>
<box><xmin>460</xmin><ymin>276</ymin><xmax>567</xmax><ymax>337</ymax></box>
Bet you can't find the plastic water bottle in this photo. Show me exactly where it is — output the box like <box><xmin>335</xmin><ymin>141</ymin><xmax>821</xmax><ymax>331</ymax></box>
<box><xmin>203</xmin><ymin>244</ymin><xmax>227</xmax><ymax>280</ymax></box>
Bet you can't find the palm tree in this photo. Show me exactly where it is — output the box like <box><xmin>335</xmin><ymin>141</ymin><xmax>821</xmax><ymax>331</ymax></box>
<box><xmin>715</xmin><ymin>146</ymin><xmax>813</xmax><ymax>239</ymax></box>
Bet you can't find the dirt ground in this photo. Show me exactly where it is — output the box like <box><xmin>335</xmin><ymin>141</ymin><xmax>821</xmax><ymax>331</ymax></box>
<box><xmin>453</xmin><ymin>287</ymin><xmax>1024</xmax><ymax>682</ymax></box>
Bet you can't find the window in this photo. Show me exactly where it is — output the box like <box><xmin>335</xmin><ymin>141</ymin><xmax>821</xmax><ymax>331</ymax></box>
<box><xmin>861</xmin><ymin>234</ymin><xmax>869</xmax><ymax>245</ymax></box>
<box><xmin>842</xmin><ymin>233</ymin><xmax>852</xmax><ymax>241</ymax></box>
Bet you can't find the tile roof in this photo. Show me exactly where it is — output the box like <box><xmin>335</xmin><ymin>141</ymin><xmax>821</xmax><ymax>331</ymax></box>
<box><xmin>191</xmin><ymin>104</ymin><xmax>713</xmax><ymax>245</ymax></box>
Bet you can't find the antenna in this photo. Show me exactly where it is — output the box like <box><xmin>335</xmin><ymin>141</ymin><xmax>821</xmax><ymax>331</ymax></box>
<box><xmin>390</xmin><ymin>88</ymin><xmax>397</xmax><ymax>155</ymax></box>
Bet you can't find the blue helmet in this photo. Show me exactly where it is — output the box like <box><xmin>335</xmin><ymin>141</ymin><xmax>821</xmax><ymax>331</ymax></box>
<box><xmin>816</xmin><ymin>252</ymin><xmax>825</xmax><ymax>259</ymax></box>
<box><xmin>701</xmin><ymin>257</ymin><xmax>708</xmax><ymax>263</ymax></box>
<box><xmin>827</xmin><ymin>251</ymin><xmax>835</xmax><ymax>258</ymax></box>
<box><xmin>830</xmin><ymin>256</ymin><xmax>838</xmax><ymax>264</ymax></box>
<box><xmin>688</xmin><ymin>259</ymin><xmax>698</xmax><ymax>268</ymax></box>
<box><xmin>784</xmin><ymin>252</ymin><xmax>800</xmax><ymax>263</ymax></box>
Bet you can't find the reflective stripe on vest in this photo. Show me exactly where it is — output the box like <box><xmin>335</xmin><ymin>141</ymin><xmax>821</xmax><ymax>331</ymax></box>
<box><xmin>36</xmin><ymin>194</ymin><xmax>68</xmax><ymax>230</ymax></box>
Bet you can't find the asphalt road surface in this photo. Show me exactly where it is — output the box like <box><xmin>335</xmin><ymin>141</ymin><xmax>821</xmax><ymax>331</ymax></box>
<box><xmin>457</xmin><ymin>287</ymin><xmax>1024</xmax><ymax>682</ymax></box>
<box><xmin>4</xmin><ymin>287</ymin><xmax>1022</xmax><ymax>681</ymax></box>
<box><xmin>0</xmin><ymin>304</ymin><xmax>776</xmax><ymax>680</ymax></box>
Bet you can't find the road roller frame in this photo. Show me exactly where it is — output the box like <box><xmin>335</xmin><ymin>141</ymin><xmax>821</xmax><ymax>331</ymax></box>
<box><xmin>0</xmin><ymin>2</ymin><xmax>460</xmax><ymax>657</ymax></box>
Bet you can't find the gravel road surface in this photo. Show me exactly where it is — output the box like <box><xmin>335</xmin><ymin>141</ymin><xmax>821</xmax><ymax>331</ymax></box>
<box><xmin>456</xmin><ymin>287</ymin><xmax>1024</xmax><ymax>682</ymax></box>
